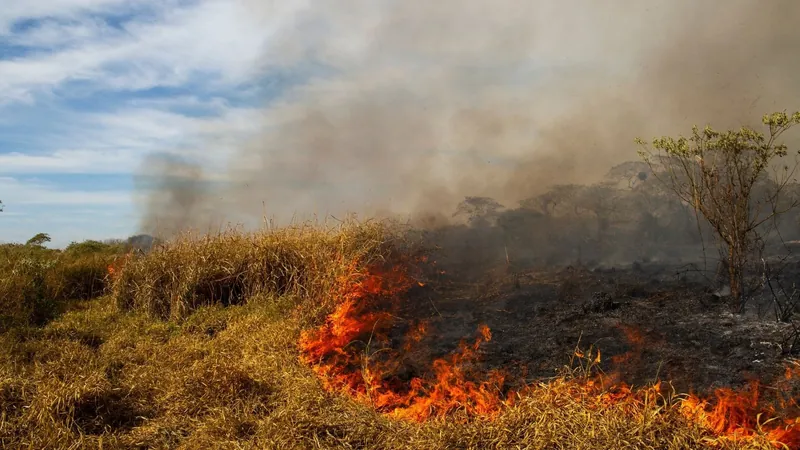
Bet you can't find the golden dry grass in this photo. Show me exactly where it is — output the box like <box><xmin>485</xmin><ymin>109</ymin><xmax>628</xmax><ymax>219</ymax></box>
<box><xmin>111</xmin><ymin>220</ymin><xmax>399</xmax><ymax>321</ymax></box>
<box><xmin>0</xmin><ymin>221</ymin><xmax>790</xmax><ymax>449</ymax></box>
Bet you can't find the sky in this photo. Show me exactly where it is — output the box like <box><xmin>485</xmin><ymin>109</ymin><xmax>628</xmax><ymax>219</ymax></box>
<box><xmin>0</xmin><ymin>0</ymin><xmax>300</xmax><ymax>247</ymax></box>
<box><xmin>2</xmin><ymin>1</ymin><xmax>796</xmax><ymax>247</ymax></box>
<box><xmin>0</xmin><ymin>0</ymin><xmax>576</xmax><ymax>247</ymax></box>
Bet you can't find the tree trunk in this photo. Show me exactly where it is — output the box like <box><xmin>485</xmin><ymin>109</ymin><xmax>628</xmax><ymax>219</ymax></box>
<box><xmin>728</xmin><ymin>243</ymin><xmax>745</xmax><ymax>313</ymax></box>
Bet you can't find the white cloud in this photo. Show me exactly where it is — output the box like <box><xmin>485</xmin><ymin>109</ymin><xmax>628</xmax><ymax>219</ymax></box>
<box><xmin>0</xmin><ymin>176</ymin><xmax>130</xmax><ymax>206</ymax></box>
<box><xmin>0</xmin><ymin>0</ymin><xmax>130</xmax><ymax>34</ymax></box>
<box><xmin>5</xmin><ymin>15</ymin><xmax>117</xmax><ymax>49</ymax></box>
<box><xmin>90</xmin><ymin>105</ymin><xmax>263</xmax><ymax>142</ymax></box>
<box><xmin>0</xmin><ymin>0</ymin><xmax>290</xmax><ymax>104</ymax></box>
<box><xmin>0</xmin><ymin>99</ymin><xmax>265</xmax><ymax>175</ymax></box>
<box><xmin>0</xmin><ymin>149</ymin><xmax>136</xmax><ymax>174</ymax></box>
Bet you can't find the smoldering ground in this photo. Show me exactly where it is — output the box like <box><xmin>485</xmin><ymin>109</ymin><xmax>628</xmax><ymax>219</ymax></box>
<box><xmin>137</xmin><ymin>0</ymin><xmax>800</xmax><ymax>241</ymax></box>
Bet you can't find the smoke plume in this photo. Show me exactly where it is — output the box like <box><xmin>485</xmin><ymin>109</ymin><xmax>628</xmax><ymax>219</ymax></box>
<box><xmin>138</xmin><ymin>0</ymin><xmax>800</xmax><ymax>236</ymax></box>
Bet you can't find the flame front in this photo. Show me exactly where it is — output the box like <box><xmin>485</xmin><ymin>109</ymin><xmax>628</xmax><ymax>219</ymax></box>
<box><xmin>678</xmin><ymin>362</ymin><xmax>800</xmax><ymax>447</ymax></box>
<box><xmin>298</xmin><ymin>259</ymin><xmax>800</xmax><ymax>447</ymax></box>
<box><xmin>299</xmin><ymin>259</ymin><xmax>506</xmax><ymax>421</ymax></box>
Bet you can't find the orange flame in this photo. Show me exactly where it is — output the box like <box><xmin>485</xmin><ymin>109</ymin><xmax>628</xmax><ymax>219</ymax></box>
<box><xmin>299</xmin><ymin>259</ymin><xmax>800</xmax><ymax>447</ymax></box>
<box><xmin>386</xmin><ymin>324</ymin><xmax>508</xmax><ymax>421</ymax></box>
<box><xmin>680</xmin><ymin>380</ymin><xmax>800</xmax><ymax>447</ymax></box>
<box><xmin>107</xmin><ymin>252</ymin><xmax>132</xmax><ymax>281</ymax></box>
<box><xmin>403</xmin><ymin>321</ymin><xmax>428</xmax><ymax>353</ymax></box>
<box><xmin>299</xmin><ymin>259</ymin><xmax>507</xmax><ymax>421</ymax></box>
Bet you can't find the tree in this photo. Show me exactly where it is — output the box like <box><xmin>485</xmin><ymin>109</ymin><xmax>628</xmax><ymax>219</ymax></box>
<box><xmin>637</xmin><ymin>111</ymin><xmax>800</xmax><ymax>311</ymax></box>
<box><xmin>26</xmin><ymin>233</ymin><xmax>51</xmax><ymax>247</ymax></box>
<box><xmin>575</xmin><ymin>182</ymin><xmax>621</xmax><ymax>241</ymax></box>
<box><xmin>604</xmin><ymin>161</ymin><xmax>652</xmax><ymax>189</ymax></box>
<box><xmin>523</xmin><ymin>184</ymin><xmax>585</xmax><ymax>217</ymax></box>
<box><xmin>453</xmin><ymin>196</ymin><xmax>505</xmax><ymax>227</ymax></box>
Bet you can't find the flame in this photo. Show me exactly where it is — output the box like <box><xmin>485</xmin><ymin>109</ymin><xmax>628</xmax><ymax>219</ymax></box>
<box><xmin>299</xmin><ymin>258</ymin><xmax>507</xmax><ymax>421</ymax></box>
<box><xmin>386</xmin><ymin>324</ymin><xmax>508</xmax><ymax>421</ymax></box>
<box><xmin>403</xmin><ymin>321</ymin><xmax>428</xmax><ymax>353</ymax></box>
<box><xmin>299</xmin><ymin>259</ymin><xmax>800</xmax><ymax>447</ymax></box>
<box><xmin>680</xmin><ymin>380</ymin><xmax>800</xmax><ymax>448</ymax></box>
<box><xmin>107</xmin><ymin>253</ymin><xmax>132</xmax><ymax>281</ymax></box>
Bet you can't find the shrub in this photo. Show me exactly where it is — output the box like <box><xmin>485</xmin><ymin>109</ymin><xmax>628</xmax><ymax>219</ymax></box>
<box><xmin>64</xmin><ymin>240</ymin><xmax>126</xmax><ymax>256</ymax></box>
<box><xmin>638</xmin><ymin>111</ymin><xmax>800</xmax><ymax>311</ymax></box>
<box><xmin>0</xmin><ymin>244</ymin><xmax>57</xmax><ymax>327</ymax></box>
<box><xmin>0</xmin><ymin>240</ymin><xmax>127</xmax><ymax>328</ymax></box>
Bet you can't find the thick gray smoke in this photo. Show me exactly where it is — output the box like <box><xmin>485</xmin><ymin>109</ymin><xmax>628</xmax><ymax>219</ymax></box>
<box><xmin>138</xmin><ymin>0</ymin><xmax>800</xmax><ymax>237</ymax></box>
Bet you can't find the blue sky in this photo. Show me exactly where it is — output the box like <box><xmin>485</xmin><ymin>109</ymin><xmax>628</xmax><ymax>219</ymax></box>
<box><xmin>0</xmin><ymin>0</ymin><xmax>308</xmax><ymax>247</ymax></box>
<box><xmin>0</xmin><ymin>1</ymin><xmax>692</xmax><ymax>247</ymax></box>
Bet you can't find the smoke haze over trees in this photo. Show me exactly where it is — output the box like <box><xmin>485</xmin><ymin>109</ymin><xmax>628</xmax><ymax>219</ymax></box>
<box><xmin>138</xmin><ymin>0</ymin><xmax>800</xmax><ymax>243</ymax></box>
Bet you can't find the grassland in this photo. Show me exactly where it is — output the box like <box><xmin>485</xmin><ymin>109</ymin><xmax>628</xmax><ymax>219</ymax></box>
<box><xmin>0</xmin><ymin>222</ymin><xmax>792</xmax><ymax>449</ymax></box>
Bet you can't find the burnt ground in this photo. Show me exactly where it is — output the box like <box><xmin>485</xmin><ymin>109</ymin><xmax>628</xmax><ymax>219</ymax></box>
<box><xmin>390</xmin><ymin>257</ymin><xmax>800</xmax><ymax>403</ymax></box>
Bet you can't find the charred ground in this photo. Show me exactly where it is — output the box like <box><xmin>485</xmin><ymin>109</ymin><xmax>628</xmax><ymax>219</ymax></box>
<box><xmin>384</xmin><ymin>183</ymin><xmax>800</xmax><ymax>409</ymax></box>
<box><xmin>397</xmin><ymin>257</ymin><xmax>799</xmax><ymax>400</ymax></box>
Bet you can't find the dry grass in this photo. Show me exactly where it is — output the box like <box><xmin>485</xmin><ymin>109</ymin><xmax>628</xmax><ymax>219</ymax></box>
<box><xmin>111</xmin><ymin>220</ymin><xmax>399</xmax><ymax>321</ymax></box>
<box><xmin>0</xmin><ymin>221</ymin><xmax>790</xmax><ymax>449</ymax></box>
<box><xmin>0</xmin><ymin>241</ymin><xmax>124</xmax><ymax>328</ymax></box>
<box><xmin>1</xmin><ymin>296</ymin><xmax>782</xmax><ymax>449</ymax></box>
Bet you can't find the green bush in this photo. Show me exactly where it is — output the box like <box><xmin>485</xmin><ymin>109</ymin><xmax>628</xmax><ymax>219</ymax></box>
<box><xmin>64</xmin><ymin>239</ymin><xmax>127</xmax><ymax>256</ymax></box>
<box><xmin>0</xmin><ymin>244</ymin><xmax>55</xmax><ymax>327</ymax></box>
<box><xmin>0</xmin><ymin>239</ymin><xmax>126</xmax><ymax>329</ymax></box>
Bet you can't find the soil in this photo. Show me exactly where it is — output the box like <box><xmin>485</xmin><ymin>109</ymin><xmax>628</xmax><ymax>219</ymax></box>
<box><xmin>391</xmin><ymin>256</ymin><xmax>800</xmax><ymax>402</ymax></box>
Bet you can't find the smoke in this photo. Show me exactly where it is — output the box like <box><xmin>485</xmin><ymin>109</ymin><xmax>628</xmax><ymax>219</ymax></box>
<box><xmin>138</xmin><ymin>0</ymin><xmax>800</xmax><ymax>237</ymax></box>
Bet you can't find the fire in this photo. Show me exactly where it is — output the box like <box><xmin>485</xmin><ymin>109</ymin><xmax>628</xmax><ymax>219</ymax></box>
<box><xmin>386</xmin><ymin>324</ymin><xmax>508</xmax><ymax>421</ymax></box>
<box><xmin>403</xmin><ymin>321</ymin><xmax>428</xmax><ymax>353</ymax></box>
<box><xmin>299</xmin><ymin>258</ymin><xmax>508</xmax><ymax>421</ymax></box>
<box><xmin>107</xmin><ymin>253</ymin><xmax>132</xmax><ymax>281</ymax></box>
<box><xmin>680</xmin><ymin>380</ymin><xmax>800</xmax><ymax>448</ymax></box>
<box><xmin>611</xmin><ymin>324</ymin><xmax>646</xmax><ymax>366</ymax></box>
<box><xmin>299</xmin><ymin>258</ymin><xmax>800</xmax><ymax>447</ymax></box>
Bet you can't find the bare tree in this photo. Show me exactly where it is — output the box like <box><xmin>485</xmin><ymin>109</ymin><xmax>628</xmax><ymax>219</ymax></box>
<box><xmin>637</xmin><ymin>111</ymin><xmax>800</xmax><ymax>312</ymax></box>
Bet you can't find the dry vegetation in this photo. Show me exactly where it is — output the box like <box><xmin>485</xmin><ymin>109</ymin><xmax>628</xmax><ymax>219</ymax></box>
<box><xmin>0</xmin><ymin>238</ymin><xmax>126</xmax><ymax>329</ymax></box>
<box><xmin>111</xmin><ymin>221</ymin><xmax>398</xmax><ymax>321</ymax></box>
<box><xmin>0</xmin><ymin>221</ymin><xmax>795</xmax><ymax>449</ymax></box>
